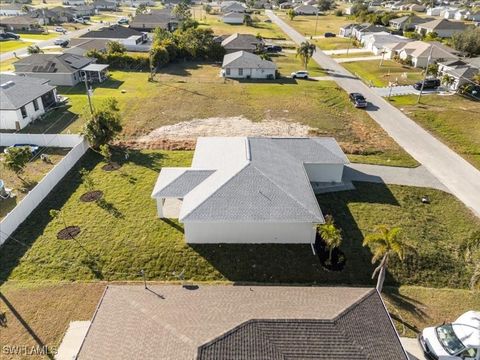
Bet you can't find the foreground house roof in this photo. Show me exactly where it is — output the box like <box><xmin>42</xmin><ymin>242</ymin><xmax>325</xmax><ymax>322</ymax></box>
<box><xmin>222</xmin><ymin>51</ymin><xmax>277</xmax><ymax>70</ymax></box>
<box><xmin>13</xmin><ymin>53</ymin><xmax>93</xmax><ymax>74</ymax></box>
<box><xmin>221</xmin><ymin>33</ymin><xmax>263</xmax><ymax>52</ymax></box>
<box><xmin>152</xmin><ymin>137</ymin><xmax>348</xmax><ymax>223</ymax></box>
<box><xmin>79</xmin><ymin>24</ymin><xmax>144</xmax><ymax>39</ymax></box>
<box><xmin>0</xmin><ymin>74</ymin><xmax>55</xmax><ymax>110</ymax></box>
<box><xmin>77</xmin><ymin>285</ymin><xmax>408</xmax><ymax>360</ymax></box>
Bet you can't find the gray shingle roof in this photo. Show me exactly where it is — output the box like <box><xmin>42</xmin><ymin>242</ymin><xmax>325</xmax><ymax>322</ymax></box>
<box><xmin>222</xmin><ymin>51</ymin><xmax>277</xmax><ymax>70</ymax></box>
<box><xmin>155</xmin><ymin>170</ymin><xmax>215</xmax><ymax>197</ymax></box>
<box><xmin>14</xmin><ymin>53</ymin><xmax>93</xmax><ymax>74</ymax></box>
<box><xmin>79</xmin><ymin>24</ymin><xmax>143</xmax><ymax>39</ymax></box>
<box><xmin>221</xmin><ymin>33</ymin><xmax>263</xmax><ymax>52</ymax></box>
<box><xmin>0</xmin><ymin>74</ymin><xmax>55</xmax><ymax>110</ymax></box>
<box><xmin>416</xmin><ymin>18</ymin><xmax>467</xmax><ymax>30</ymax></box>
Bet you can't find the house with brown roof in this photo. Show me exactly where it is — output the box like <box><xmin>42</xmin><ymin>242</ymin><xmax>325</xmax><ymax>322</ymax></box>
<box><xmin>396</xmin><ymin>40</ymin><xmax>459</xmax><ymax>67</ymax></box>
<box><xmin>414</xmin><ymin>18</ymin><xmax>467</xmax><ymax>38</ymax></box>
<box><xmin>75</xmin><ymin>285</ymin><xmax>409</xmax><ymax>360</ymax></box>
<box><xmin>0</xmin><ymin>15</ymin><xmax>43</xmax><ymax>32</ymax></box>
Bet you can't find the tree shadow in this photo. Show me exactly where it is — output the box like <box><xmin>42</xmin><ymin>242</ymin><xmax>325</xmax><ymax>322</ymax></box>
<box><xmin>95</xmin><ymin>197</ymin><xmax>124</xmax><ymax>219</ymax></box>
<box><xmin>160</xmin><ymin>218</ymin><xmax>184</xmax><ymax>234</ymax></box>
<box><xmin>114</xmin><ymin>148</ymin><xmax>165</xmax><ymax>172</ymax></box>
<box><xmin>20</xmin><ymin>106</ymin><xmax>79</xmax><ymax>134</ymax></box>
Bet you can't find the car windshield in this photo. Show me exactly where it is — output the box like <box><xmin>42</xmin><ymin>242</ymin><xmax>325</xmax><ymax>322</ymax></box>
<box><xmin>355</xmin><ymin>96</ymin><xmax>365</xmax><ymax>101</ymax></box>
<box><xmin>436</xmin><ymin>324</ymin><xmax>466</xmax><ymax>355</ymax></box>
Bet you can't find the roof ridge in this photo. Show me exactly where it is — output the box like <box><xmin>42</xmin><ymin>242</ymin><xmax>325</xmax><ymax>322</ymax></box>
<box><xmin>332</xmin><ymin>288</ymin><xmax>377</xmax><ymax>321</ymax></box>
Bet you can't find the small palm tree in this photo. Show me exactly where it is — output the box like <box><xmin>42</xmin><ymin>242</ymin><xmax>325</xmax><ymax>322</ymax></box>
<box><xmin>441</xmin><ymin>74</ymin><xmax>455</xmax><ymax>90</ymax></box>
<box><xmin>363</xmin><ymin>225</ymin><xmax>407</xmax><ymax>292</ymax></box>
<box><xmin>286</xmin><ymin>9</ymin><xmax>296</xmax><ymax>21</ymax></box>
<box><xmin>319</xmin><ymin>215</ymin><xmax>342</xmax><ymax>263</ymax></box>
<box><xmin>27</xmin><ymin>45</ymin><xmax>43</xmax><ymax>54</ymax></box>
<box><xmin>472</xmin><ymin>73</ymin><xmax>480</xmax><ymax>85</ymax></box>
<box><xmin>296</xmin><ymin>41</ymin><xmax>316</xmax><ymax>70</ymax></box>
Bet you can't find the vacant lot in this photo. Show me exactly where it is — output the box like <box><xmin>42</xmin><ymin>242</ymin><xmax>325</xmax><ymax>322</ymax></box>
<box><xmin>277</xmin><ymin>13</ymin><xmax>351</xmax><ymax>37</ymax></box>
<box><xmin>343</xmin><ymin>60</ymin><xmax>424</xmax><ymax>87</ymax></box>
<box><xmin>0</xmin><ymin>40</ymin><xmax>33</xmax><ymax>53</ymax></box>
<box><xmin>0</xmin><ymin>148</ymin><xmax>69</xmax><ymax>219</ymax></box>
<box><xmin>22</xmin><ymin>65</ymin><xmax>416</xmax><ymax>166</ymax></box>
<box><xmin>315</xmin><ymin>36</ymin><xmax>354</xmax><ymax>50</ymax></box>
<box><xmin>0</xmin><ymin>150</ymin><xmax>477</xmax><ymax>288</ymax></box>
<box><xmin>390</xmin><ymin>94</ymin><xmax>480</xmax><ymax>169</ymax></box>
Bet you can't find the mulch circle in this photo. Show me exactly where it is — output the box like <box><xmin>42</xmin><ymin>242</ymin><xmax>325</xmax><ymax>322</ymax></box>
<box><xmin>80</xmin><ymin>190</ymin><xmax>103</xmax><ymax>202</ymax></box>
<box><xmin>314</xmin><ymin>236</ymin><xmax>347</xmax><ymax>272</ymax></box>
<box><xmin>57</xmin><ymin>226</ymin><xmax>81</xmax><ymax>240</ymax></box>
<box><xmin>102</xmin><ymin>162</ymin><xmax>121</xmax><ymax>172</ymax></box>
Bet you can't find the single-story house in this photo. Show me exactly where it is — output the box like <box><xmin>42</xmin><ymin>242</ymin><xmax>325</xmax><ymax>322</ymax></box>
<box><xmin>362</xmin><ymin>33</ymin><xmax>411</xmax><ymax>54</ymax></box>
<box><xmin>438</xmin><ymin>59</ymin><xmax>480</xmax><ymax>90</ymax></box>
<box><xmin>415</xmin><ymin>18</ymin><xmax>467</xmax><ymax>38</ymax></box>
<box><xmin>293</xmin><ymin>4</ymin><xmax>318</xmax><ymax>14</ymax></box>
<box><xmin>121</xmin><ymin>0</ymin><xmax>155</xmax><ymax>7</ymax></box>
<box><xmin>279</xmin><ymin>2</ymin><xmax>293</xmax><ymax>9</ymax></box>
<box><xmin>48</xmin><ymin>6</ymin><xmax>76</xmax><ymax>22</ymax></box>
<box><xmin>62</xmin><ymin>0</ymin><xmax>85</xmax><ymax>6</ymax></box>
<box><xmin>0</xmin><ymin>74</ymin><xmax>58</xmax><ymax>130</ymax></box>
<box><xmin>129</xmin><ymin>9</ymin><xmax>178</xmax><ymax>32</ymax></box>
<box><xmin>152</xmin><ymin>137</ymin><xmax>348</xmax><ymax>243</ymax></box>
<box><xmin>388</xmin><ymin>15</ymin><xmax>434</xmax><ymax>31</ymax></box>
<box><xmin>0</xmin><ymin>15</ymin><xmax>44</xmax><ymax>32</ymax></box>
<box><xmin>65</xmin><ymin>38</ymin><xmax>108</xmax><ymax>55</ymax></box>
<box><xmin>0</xmin><ymin>3</ymin><xmax>27</xmax><ymax>16</ymax></box>
<box><xmin>93</xmin><ymin>0</ymin><xmax>118</xmax><ymax>11</ymax></box>
<box><xmin>443</xmin><ymin>8</ymin><xmax>458</xmax><ymax>19</ymax></box>
<box><xmin>453</xmin><ymin>9</ymin><xmax>468</xmax><ymax>20</ymax></box>
<box><xmin>221</xmin><ymin>51</ymin><xmax>276</xmax><ymax>80</ymax></box>
<box><xmin>426</xmin><ymin>7</ymin><xmax>444</xmax><ymax>16</ymax></box>
<box><xmin>222</xmin><ymin>11</ymin><xmax>244</xmax><ymax>24</ymax></box>
<box><xmin>71</xmin><ymin>5</ymin><xmax>96</xmax><ymax>17</ymax></box>
<box><xmin>466</xmin><ymin>11</ymin><xmax>480</xmax><ymax>22</ymax></box>
<box><xmin>13</xmin><ymin>53</ymin><xmax>104</xmax><ymax>86</ymax></box>
<box><xmin>353</xmin><ymin>24</ymin><xmax>390</xmax><ymax>41</ymax></box>
<box><xmin>339</xmin><ymin>23</ymin><xmax>365</xmax><ymax>37</ymax></box>
<box><xmin>79</xmin><ymin>24</ymin><xmax>149</xmax><ymax>50</ymax></box>
<box><xmin>397</xmin><ymin>40</ymin><xmax>459</xmax><ymax>67</ymax></box>
<box><xmin>407</xmin><ymin>3</ymin><xmax>425</xmax><ymax>12</ymax></box>
<box><xmin>221</xmin><ymin>32</ymin><xmax>263</xmax><ymax>53</ymax></box>
<box><xmin>76</xmin><ymin>285</ymin><xmax>409</xmax><ymax>360</ymax></box>
<box><xmin>220</xmin><ymin>1</ymin><xmax>247</xmax><ymax>13</ymax></box>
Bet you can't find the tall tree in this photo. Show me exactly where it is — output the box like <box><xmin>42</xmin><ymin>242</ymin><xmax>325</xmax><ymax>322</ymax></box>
<box><xmin>286</xmin><ymin>8</ymin><xmax>296</xmax><ymax>20</ymax></box>
<box><xmin>452</xmin><ymin>28</ymin><xmax>480</xmax><ymax>57</ymax></box>
<box><xmin>82</xmin><ymin>98</ymin><xmax>122</xmax><ymax>149</ymax></box>
<box><xmin>106</xmin><ymin>40</ymin><xmax>126</xmax><ymax>54</ymax></box>
<box><xmin>363</xmin><ymin>225</ymin><xmax>407</xmax><ymax>292</ymax></box>
<box><xmin>296</xmin><ymin>41</ymin><xmax>316</xmax><ymax>69</ymax></box>
<box><xmin>2</xmin><ymin>147</ymin><xmax>31</xmax><ymax>183</ymax></box>
<box><xmin>172</xmin><ymin>3</ymin><xmax>191</xmax><ymax>21</ymax></box>
<box><xmin>319</xmin><ymin>215</ymin><xmax>342</xmax><ymax>263</ymax></box>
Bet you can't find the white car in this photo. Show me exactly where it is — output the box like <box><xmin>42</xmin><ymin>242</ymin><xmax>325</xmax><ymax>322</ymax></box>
<box><xmin>419</xmin><ymin>311</ymin><xmax>480</xmax><ymax>360</ymax></box>
<box><xmin>55</xmin><ymin>27</ymin><xmax>66</xmax><ymax>32</ymax></box>
<box><xmin>291</xmin><ymin>70</ymin><xmax>309</xmax><ymax>79</ymax></box>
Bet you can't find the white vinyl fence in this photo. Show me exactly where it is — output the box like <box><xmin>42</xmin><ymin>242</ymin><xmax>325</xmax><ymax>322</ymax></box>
<box><xmin>0</xmin><ymin>134</ymin><xmax>89</xmax><ymax>245</ymax></box>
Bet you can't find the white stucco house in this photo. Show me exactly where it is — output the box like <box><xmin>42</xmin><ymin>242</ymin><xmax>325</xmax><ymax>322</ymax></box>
<box><xmin>221</xmin><ymin>51</ymin><xmax>276</xmax><ymax>79</ymax></box>
<box><xmin>0</xmin><ymin>3</ymin><xmax>27</xmax><ymax>16</ymax></box>
<box><xmin>293</xmin><ymin>4</ymin><xmax>318</xmax><ymax>14</ymax></box>
<box><xmin>0</xmin><ymin>74</ymin><xmax>58</xmax><ymax>130</ymax></box>
<box><xmin>151</xmin><ymin>137</ymin><xmax>349</xmax><ymax>244</ymax></box>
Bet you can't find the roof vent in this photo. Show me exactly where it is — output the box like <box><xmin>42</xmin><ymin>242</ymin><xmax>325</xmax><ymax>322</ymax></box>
<box><xmin>0</xmin><ymin>80</ymin><xmax>15</xmax><ymax>89</ymax></box>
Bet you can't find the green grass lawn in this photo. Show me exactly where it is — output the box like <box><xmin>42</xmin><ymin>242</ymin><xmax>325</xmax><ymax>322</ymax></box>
<box><xmin>315</xmin><ymin>36</ymin><xmax>354</xmax><ymax>50</ymax></box>
<box><xmin>343</xmin><ymin>60</ymin><xmax>424</xmax><ymax>87</ymax></box>
<box><xmin>278</xmin><ymin>13</ymin><xmax>352</xmax><ymax>37</ymax></box>
<box><xmin>0</xmin><ymin>150</ymin><xmax>477</xmax><ymax>287</ymax></box>
<box><xmin>0</xmin><ymin>58</ymin><xmax>16</xmax><ymax>72</ymax></box>
<box><xmin>390</xmin><ymin>94</ymin><xmax>480</xmax><ymax>170</ymax></box>
<box><xmin>331</xmin><ymin>51</ymin><xmax>373</xmax><ymax>58</ymax></box>
<box><xmin>273</xmin><ymin>52</ymin><xmax>326</xmax><ymax>77</ymax></box>
<box><xmin>0</xmin><ymin>40</ymin><xmax>34</xmax><ymax>53</ymax></box>
<box><xmin>0</xmin><ymin>148</ymin><xmax>69</xmax><ymax>220</ymax></box>
<box><xmin>20</xmin><ymin>33</ymin><xmax>58</xmax><ymax>40</ymax></box>
<box><xmin>21</xmin><ymin>65</ymin><xmax>416</xmax><ymax>166</ymax></box>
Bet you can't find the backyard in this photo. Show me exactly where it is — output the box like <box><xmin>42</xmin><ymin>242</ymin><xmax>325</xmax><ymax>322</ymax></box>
<box><xmin>0</xmin><ymin>40</ymin><xmax>34</xmax><ymax>53</ymax></box>
<box><xmin>21</xmin><ymin>64</ymin><xmax>417</xmax><ymax>167</ymax></box>
<box><xmin>0</xmin><ymin>149</ymin><xmax>478</xmax><ymax>288</ymax></box>
<box><xmin>390</xmin><ymin>94</ymin><xmax>480</xmax><ymax>170</ymax></box>
<box><xmin>315</xmin><ymin>36</ymin><xmax>354</xmax><ymax>50</ymax></box>
<box><xmin>343</xmin><ymin>59</ymin><xmax>424</xmax><ymax>87</ymax></box>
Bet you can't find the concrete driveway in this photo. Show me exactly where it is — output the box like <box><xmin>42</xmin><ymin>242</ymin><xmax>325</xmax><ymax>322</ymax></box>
<box><xmin>400</xmin><ymin>337</ymin><xmax>428</xmax><ymax>360</ymax></box>
<box><xmin>266</xmin><ymin>10</ymin><xmax>480</xmax><ymax>217</ymax></box>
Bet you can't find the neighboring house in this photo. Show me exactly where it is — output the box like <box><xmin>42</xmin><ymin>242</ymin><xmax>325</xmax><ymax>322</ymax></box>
<box><xmin>443</xmin><ymin>8</ymin><xmax>458</xmax><ymax>19</ymax></box>
<box><xmin>339</xmin><ymin>23</ymin><xmax>364</xmax><ymax>37</ymax></box>
<box><xmin>152</xmin><ymin>137</ymin><xmax>348</xmax><ymax>243</ymax></box>
<box><xmin>76</xmin><ymin>285</ymin><xmax>409</xmax><ymax>360</ymax></box>
<box><xmin>66</xmin><ymin>38</ymin><xmax>108</xmax><ymax>55</ymax></box>
<box><xmin>71</xmin><ymin>5</ymin><xmax>96</xmax><ymax>17</ymax></box>
<box><xmin>121</xmin><ymin>0</ymin><xmax>155</xmax><ymax>7</ymax></box>
<box><xmin>0</xmin><ymin>3</ymin><xmax>27</xmax><ymax>16</ymax></box>
<box><xmin>438</xmin><ymin>59</ymin><xmax>480</xmax><ymax>90</ymax></box>
<box><xmin>220</xmin><ymin>1</ymin><xmax>246</xmax><ymax>13</ymax></box>
<box><xmin>0</xmin><ymin>15</ymin><xmax>44</xmax><ymax>32</ymax></box>
<box><xmin>221</xmin><ymin>51</ymin><xmax>276</xmax><ymax>79</ymax></box>
<box><xmin>362</xmin><ymin>33</ymin><xmax>411</xmax><ymax>54</ymax></box>
<box><xmin>49</xmin><ymin>6</ymin><xmax>76</xmax><ymax>22</ymax></box>
<box><xmin>415</xmin><ymin>18</ymin><xmax>467</xmax><ymax>37</ymax></box>
<box><xmin>129</xmin><ymin>9</ymin><xmax>178</xmax><ymax>32</ymax></box>
<box><xmin>222</xmin><ymin>11</ymin><xmax>244</xmax><ymax>24</ymax></box>
<box><xmin>293</xmin><ymin>4</ymin><xmax>318</xmax><ymax>14</ymax></box>
<box><xmin>0</xmin><ymin>74</ymin><xmax>58</xmax><ymax>131</ymax></box>
<box><xmin>279</xmin><ymin>2</ymin><xmax>293</xmax><ymax>9</ymax></box>
<box><xmin>353</xmin><ymin>24</ymin><xmax>390</xmax><ymax>41</ymax></box>
<box><xmin>79</xmin><ymin>24</ymin><xmax>149</xmax><ymax>51</ymax></box>
<box><xmin>426</xmin><ymin>6</ymin><xmax>445</xmax><ymax>16</ymax></box>
<box><xmin>407</xmin><ymin>3</ymin><xmax>425</xmax><ymax>11</ymax></box>
<box><xmin>467</xmin><ymin>11</ymin><xmax>480</xmax><ymax>21</ymax></box>
<box><xmin>388</xmin><ymin>15</ymin><xmax>434</xmax><ymax>31</ymax></box>
<box><xmin>396</xmin><ymin>40</ymin><xmax>459</xmax><ymax>67</ymax></box>
<box><xmin>221</xmin><ymin>33</ymin><xmax>263</xmax><ymax>53</ymax></box>
<box><xmin>13</xmin><ymin>53</ymin><xmax>97</xmax><ymax>86</ymax></box>
<box><xmin>93</xmin><ymin>0</ymin><xmax>118</xmax><ymax>11</ymax></box>
<box><xmin>453</xmin><ymin>9</ymin><xmax>468</xmax><ymax>20</ymax></box>
<box><xmin>62</xmin><ymin>0</ymin><xmax>85</xmax><ymax>5</ymax></box>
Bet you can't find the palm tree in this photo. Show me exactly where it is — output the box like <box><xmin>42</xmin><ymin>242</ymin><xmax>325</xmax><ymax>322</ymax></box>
<box><xmin>441</xmin><ymin>74</ymin><xmax>455</xmax><ymax>90</ymax></box>
<box><xmin>319</xmin><ymin>215</ymin><xmax>342</xmax><ymax>263</ymax></box>
<box><xmin>296</xmin><ymin>41</ymin><xmax>316</xmax><ymax>70</ymax></box>
<box><xmin>363</xmin><ymin>225</ymin><xmax>407</xmax><ymax>292</ymax></box>
<box><xmin>27</xmin><ymin>45</ymin><xmax>43</xmax><ymax>54</ymax></box>
<box><xmin>472</xmin><ymin>73</ymin><xmax>480</xmax><ymax>85</ymax></box>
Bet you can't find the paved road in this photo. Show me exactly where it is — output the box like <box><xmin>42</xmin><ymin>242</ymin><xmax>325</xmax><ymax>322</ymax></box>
<box><xmin>266</xmin><ymin>10</ymin><xmax>480</xmax><ymax>217</ymax></box>
<box><xmin>0</xmin><ymin>23</ymin><xmax>103</xmax><ymax>62</ymax></box>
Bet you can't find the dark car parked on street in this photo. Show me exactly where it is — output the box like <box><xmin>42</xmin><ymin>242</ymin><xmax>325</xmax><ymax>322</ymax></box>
<box><xmin>349</xmin><ymin>93</ymin><xmax>368</xmax><ymax>108</ymax></box>
<box><xmin>324</xmin><ymin>32</ymin><xmax>336</xmax><ymax>38</ymax></box>
<box><xmin>413</xmin><ymin>78</ymin><xmax>441</xmax><ymax>91</ymax></box>
<box><xmin>0</xmin><ymin>32</ymin><xmax>20</xmax><ymax>40</ymax></box>
<box><xmin>265</xmin><ymin>45</ymin><xmax>282</xmax><ymax>53</ymax></box>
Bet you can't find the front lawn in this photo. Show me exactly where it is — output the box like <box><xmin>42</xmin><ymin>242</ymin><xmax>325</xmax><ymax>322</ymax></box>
<box><xmin>273</xmin><ymin>52</ymin><xmax>326</xmax><ymax>77</ymax></box>
<box><xmin>343</xmin><ymin>59</ymin><xmax>424</xmax><ymax>87</ymax></box>
<box><xmin>0</xmin><ymin>150</ymin><xmax>477</xmax><ymax>288</ymax></box>
<box><xmin>277</xmin><ymin>13</ymin><xmax>352</xmax><ymax>37</ymax></box>
<box><xmin>315</xmin><ymin>36</ymin><xmax>354</xmax><ymax>50</ymax></box>
<box><xmin>20</xmin><ymin>33</ymin><xmax>58</xmax><ymax>40</ymax></box>
<box><xmin>0</xmin><ymin>40</ymin><xmax>33</xmax><ymax>53</ymax></box>
<box><xmin>390</xmin><ymin>94</ymin><xmax>480</xmax><ymax>170</ymax></box>
<box><xmin>21</xmin><ymin>66</ymin><xmax>416</xmax><ymax>167</ymax></box>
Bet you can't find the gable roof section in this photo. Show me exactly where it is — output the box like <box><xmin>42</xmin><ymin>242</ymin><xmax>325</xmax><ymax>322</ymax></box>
<box><xmin>152</xmin><ymin>169</ymin><xmax>215</xmax><ymax>198</ymax></box>
<box><xmin>222</xmin><ymin>51</ymin><xmax>276</xmax><ymax>69</ymax></box>
<box><xmin>416</xmin><ymin>18</ymin><xmax>467</xmax><ymax>30</ymax></box>
<box><xmin>79</xmin><ymin>24</ymin><xmax>143</xmax><ymax>39</ymax></box>
<box><xmin>0</xmin><ymin>74</ymin><xmax>55</xmax><ymax>110</ymax></box>
<box><xmin>14</xmin><ymin>53</ymin><xmax>93</xmax><ymax>74</ymax></box>
<box><xmin>221</xmin><ymin>33</ymin><xmax>262</xmax><ymax>51</ymax></box>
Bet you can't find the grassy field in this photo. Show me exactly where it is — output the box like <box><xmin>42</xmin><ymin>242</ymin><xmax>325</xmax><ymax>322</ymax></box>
<box><xmin>343</xmin><ymin>59</ymin><xmax>424</xmax><ymax>87</ymax></box>
<box><xmin>273</xmin><ymin>52</ymin><xmax>326</xmax><ymax>77</ymax></box>
<box><xmin>0</xmin><ymin>150</ymin><xmax>477</xmax><ymax>287</ymax></box>
<box><xmin>390</xmin><ymin>94</ymin><xmax>480</xmax><ymax>169</ymax></box>
<box><xmin>0</xmin><ymin>148</ymin><xmax>69</xmax><ymax>220</ymax></box>
<box><xmin>331</xmin><ymin>51</ymin><xmax>373</xmax><ymax>58</ymax></box>
<box><xmin>315</xmin><ymin>36</ymin><xmax>354</xmax><ymax>50</ymax></box>
<box><xmin>0</xmin><ymin>41</ymin><xmax>34</xmax><ymax>53</ymax></box>
<box><xmin>20</xmin><ymin>33</ymin><xmax>58</xmax><ymax>40</ymax></box>
<box><xmin>0</xmin><ymin>58</ymin><xmax>16</xmax><ymax>72</ymax></box>
<box><xmin>20</xmin><ymin>65</ymin><xmax>416</xmax><ymax>166</ymax></box>
<box><xmin>277</xmin><ymin>13</ymin><xmax>352</xmax><ymax>37</ymax></box>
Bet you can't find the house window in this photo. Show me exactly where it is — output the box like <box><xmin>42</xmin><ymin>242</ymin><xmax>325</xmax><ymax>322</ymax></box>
<box><xmin>238</xmin><ymin>68</ymin><xmax>243</xmax><ymax>76</ymax></box>
<box><xmin>226</xmin><ymin>68</ymin><xmax>231</xmax><ymax>76</ymax></box>
<box><xmin>20</xmin><ymin>106</ymin><xmax>27</xmax><ymax>118</ymax></box>
<box><xmin>33</xmin><ymin>99</ymin><xmax>39</xmax><ymax>111</ymax></box>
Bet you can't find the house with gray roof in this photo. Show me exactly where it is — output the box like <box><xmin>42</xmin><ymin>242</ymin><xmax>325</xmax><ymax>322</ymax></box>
<box><xmin>221</xmin><ymin>51</ymin><xmax>277</xmax><ymax>79</ymax></box>
<box><xmin>129</xmin><ymin>9</ymin><xmax>178</xmax><ymax>32</ymax></box>
<box><xmin>0</xmin><ymin>15</ymin><xmax>44</xmax><ymax>32</ymax></box>
<box><xmin>293</xmin><ymin>4</ymin><xmax>318</xmax><ymax>14</ymax></box>
<box><xmin>222</xmin><ymin>11</ymin><xmax>244</xmax><ymax>24</ymax></box>
<box><xmin>221</xmin><ymin>32</ymin><xmax>263</xmax><ymax>53</ymax></box>
<box><xmin>415</xmin><ymin>18</ymin><xmax>467</xmax><ymax>38</ymax></box>
<box><xmin>151</xmin><ymin>137</ymin><xmax>348</xmax><ymax>244</ymax></box>
<box><xmin>0</xmin><ymin>3</ymin><xmax>27</xmax><ymax>16</ymax></box>
<box><xmin>438</xmin><ymin>59</ymin><xmax>480</xmax><ymax>90</ymax></box>
<box><xmin>13</xmin><ymin>53</ymin><xmax>97</xmax><ymax>86</ymax></box>
<box><xmin>389</xmin><ymin>15</ymin><xmax>434</xmax><ymax>31</ymax></box>
<box><xmin>220</xmin><ymin>1</ymin><xmax>247</xmax><ymax>13</ymax></box>
<box><xmin>0</xmin><ymin>74</ymin><xmax>57</xmax><ymax>130</ymax></box>
<box><xmin>76</xmin><ymin>285</ymin><xmax>409</xmax><ymax>360</ymax></box>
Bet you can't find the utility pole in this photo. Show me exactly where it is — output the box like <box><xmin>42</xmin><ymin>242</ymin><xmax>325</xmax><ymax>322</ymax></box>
<box><xmin>417</xmin><ymin>44</ymin><xmax>434</xmax><ymax>104</ymax></box>
<box><xmin>379</xmin><ymin>50</ymin><xmax>386</xmax><ymax>67</ymax></box>
<box><xmin>82</xmin><ymin>71</ymin><xmax>94</xmax><ymax>115</ymax></box>
<box><xmin>314</xmin><ymin>10</ymin><xmax>319</xmax><ymax>37</ymax></box>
